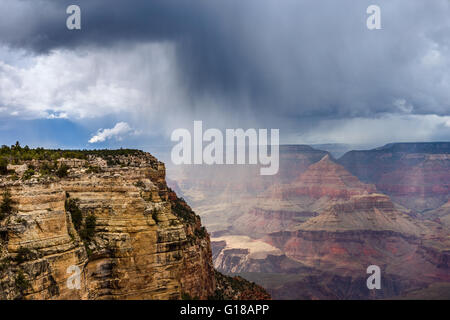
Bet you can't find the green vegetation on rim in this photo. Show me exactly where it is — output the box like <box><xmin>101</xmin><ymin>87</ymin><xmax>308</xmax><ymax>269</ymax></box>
<box><xmin>0</xmin><ymin>141</ymin><xmax>145</xmax><ymax>163</ymax></box>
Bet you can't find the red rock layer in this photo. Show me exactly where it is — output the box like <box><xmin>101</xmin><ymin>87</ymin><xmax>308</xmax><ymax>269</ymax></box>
<box><xmin>266</xmin><ymin>155</ymin><xmax>376</xmax><ymax>200</ymax></box>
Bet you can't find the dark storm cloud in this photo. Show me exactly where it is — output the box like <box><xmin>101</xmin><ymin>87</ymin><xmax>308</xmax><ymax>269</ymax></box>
<box><xmin>1</xmin><ymin>0</ymin><xmax>450</xmax><ymax>128</ymax></box>
<box><xmin>0</xmin><ymin>0</ymin><xmax>217</xmax><ymax>53</ymax></box>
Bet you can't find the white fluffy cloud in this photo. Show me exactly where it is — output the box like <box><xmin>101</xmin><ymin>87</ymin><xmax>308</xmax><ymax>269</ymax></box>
<box><xmin>88</xmin><ymin>122</ymin><xmax>136</xmax><ymax>143</ymax></box>
<box><xmin>0</xmin><ymin>43</ymin><xmax>181</xmax><ymax>120</ymax></box>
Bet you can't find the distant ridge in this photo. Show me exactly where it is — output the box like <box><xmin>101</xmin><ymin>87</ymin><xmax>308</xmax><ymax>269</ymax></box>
<box><xmin>374</xmin><ymin>142</ymin><xmax>450</xmax><ymax>153</ymax></box>
<box><xmin>311</xmin><ymin>143</ymin><xmax>371</xmax><ymax>158</ymax></box>
<box><xmin>337</xmin><ymin>141</ymin><xmax>450</xmax><ymax>212</ymax></box>
<box><xmin>285</xmin><ymin>142</ymin><xmax>450</xmax><ymax>159</ymax></box>
<box><xmin>280</xmin><ymin>144</ymin><xmax>323</xmax><ymax>152</ymax></box>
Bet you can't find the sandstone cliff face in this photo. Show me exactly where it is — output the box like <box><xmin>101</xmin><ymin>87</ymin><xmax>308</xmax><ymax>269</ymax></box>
<box><xmin>0</xmin><ymin>152</ymin><xmax>215</xmax><ymax>300</ymax></box>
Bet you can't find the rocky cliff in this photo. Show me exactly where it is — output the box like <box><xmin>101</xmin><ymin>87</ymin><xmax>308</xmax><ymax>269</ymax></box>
<box><xmin>231</xmin><ymin>155</ymin><xmax>377</xmax><ymax>237</ymax></box>
<box><xmin>0</xmin><ymin>148</ymin><xmax>266</xmax><ymax>300</ymax></box>
<box><xmin>338</xmin><ymin>142</ymin><xmax>450</xmax><ymax>212</ymax></box>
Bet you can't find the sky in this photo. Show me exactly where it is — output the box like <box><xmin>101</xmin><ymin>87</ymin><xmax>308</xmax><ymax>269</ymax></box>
<box><xmin>0</xmin><ymin>0</ymin><xmax>449</xmax><ymax>158</ymax></box>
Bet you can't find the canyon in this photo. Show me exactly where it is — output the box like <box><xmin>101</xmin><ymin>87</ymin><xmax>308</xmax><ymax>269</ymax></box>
<box><xmin>3</xmin><ymin>142</ymin><xmax>447</xmax><ymax>300</ymax></box>
<box><xmin>168</xmin><ymin>142</ymin><xmax>450</xmax><ymax>299</ymax></box>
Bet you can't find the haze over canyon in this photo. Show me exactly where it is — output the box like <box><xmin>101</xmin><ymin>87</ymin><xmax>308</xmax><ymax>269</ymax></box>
<box><xmin>167</xmin><ymin>142</ymin><xmax>450</xmax><ymax>299</ymax></box>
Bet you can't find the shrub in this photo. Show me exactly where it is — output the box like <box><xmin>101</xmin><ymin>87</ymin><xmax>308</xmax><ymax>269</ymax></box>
<box><xmin>172</xmin><ymin>201</ymin><xmax>196</xmax><ymax>223</ymax></box>
<box><xmin>80</xmin><ymin>214</ymin><xmax>96</xmax><ymax>242</ymax></box>
<box><xmin>0</xmin><ymin>190</ymin><xmax>13</xmax><ymax>220</ymax></box>
<box><xmin>15</xmin><ymin>247</ymin><xmax>35</xmax><ymax>264</ymax></box>
<box><xmin>85</xmin><ymin>214</ymin><xmax>96</xmax><ymax>236</ymax></box>
<box><xmin>39</xmin><ymin>162</ymin><xmax>54</xmax><ymax>176</ymax></box>
<box><xmin>195</xmin><ymin>226</ymin><xmax>208</xmax><ymax>239</ymax></box>
<box><xmin>106</xmin><ymin>158</ymin><xmax>119</xmax><ymax>166</ymax></box>
<box><xmin>65</xmin><ymin>198</ymin><xmax>96</xmax><ymax>248</ymax></box>
<box><xmin>173</xmin><ymin>251</ymin><xmax>182</xmax><ymax>261</ymax></box>
<box><xmin>85</xmin><ymin>245</ymin><xmax>93</xmax><ymax>258</ymax></box>
<box><xmin>134</xmin><ymin>180</ymin><xmax>146</xmax><ymax>188</ymax></box>
<box><xmin>181</xmin><ymin>292</ymin><xmax>198</xmax><ymax>300</ymax></box>
<box><xmin>208</xmin><ymin>289</ymin><xmax>225</xmax><ymax>300</ymax></box>
<box><xmin>56</xmin><ymin>164</ymin><xmax>69</xmax><ymax>178</ymax></box>
<box><xmin>0</xmin><ymin>257</ymin><xmax>11</xmax><ymax>273</ymax></box>
<box><xmin>0</xmin><ymin>158</ymin><xmax>8</xmax><ymax>175</ymax></box>
<box><xmin>151</xmin><ymin>208</ymin><xmax>158</xmax><ymax>222</ymax></box>
<box><xmin>22</xmin><ymin>168</ymin><xmax>35</xmax><ymax>180</ymax></box>
<box><xmin>15</xmin><ymin>270</ymin><xmax>30</xmax><ymax>293</ymax></box>
<box><xmin>86</xmin><ymin>166</ymin><xmax>101</xmax><ymax>174</ymax></box>
<box><xmin>65</xmin><ymin>199</ymin><xmax>82</xmax><ymax>231</ymax></box>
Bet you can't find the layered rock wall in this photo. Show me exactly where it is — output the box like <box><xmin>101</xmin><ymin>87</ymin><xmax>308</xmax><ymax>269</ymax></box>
<box><xmin>0</xmin><ymin>154</ymin><xmax>215</xmax><ymax>300</ymax></box>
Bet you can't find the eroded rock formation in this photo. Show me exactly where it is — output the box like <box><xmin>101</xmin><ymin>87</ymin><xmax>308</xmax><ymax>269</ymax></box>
<box><xmin>338</xmin><ymin>142</ymin><xmax>450</xmax><ymax>212</ymax></box>
<box><xmin>193</xmin><ymin>150</ymin><xmax>450</xmax><ymax>299</ymax></box>
<box><xmin>0</xmin><ymin>150</ymin><xmax>266</xmax><ymax>300</ymax></box>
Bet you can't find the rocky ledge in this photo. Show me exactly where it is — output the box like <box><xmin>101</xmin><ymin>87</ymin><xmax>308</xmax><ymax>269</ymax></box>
<box><xmin>0</xmin><ymin>147</ymin><xmax>268</xmax><ymax>300</ymax></box>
